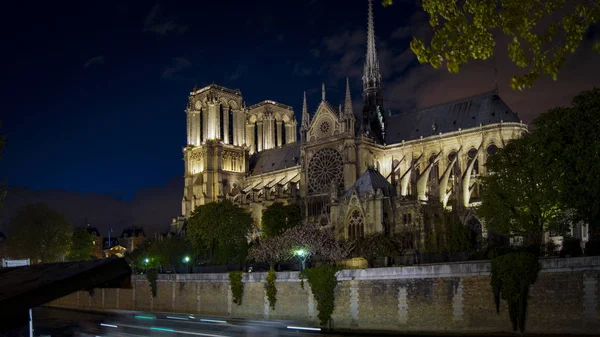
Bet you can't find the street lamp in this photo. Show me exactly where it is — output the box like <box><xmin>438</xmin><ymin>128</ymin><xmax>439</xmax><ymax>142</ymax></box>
<box><xmin>144</xmin><ymin>258</ymin><xmax>150</xmax><ymax>264</ymax></box>
<box><xmin>183</xmin><ymin>256</ymin><xmax>191</xmax><ymax>273</ymax></box>
<box><xmin>295</xmin><ymin>249</ymin><xmax>308</xmax><ymax>271</ymax></box>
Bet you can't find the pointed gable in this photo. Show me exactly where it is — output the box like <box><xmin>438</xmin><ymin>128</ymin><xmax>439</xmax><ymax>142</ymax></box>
<box><xmin>308</xmin><ymin>100</ymin><xmax>343</xmax><ymax>141</ymax></box>
<box><xmin>346</xmin><ymin>167</ymin><xmax>395</xmax><ymax>197</ymax></box>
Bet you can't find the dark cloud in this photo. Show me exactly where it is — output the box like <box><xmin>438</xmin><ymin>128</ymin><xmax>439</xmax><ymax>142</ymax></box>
<box><xmin>162</xmin><ymin>57</ymin><xmax>192</xmax><ymax>80</ymax></box>
<box><xmin>228</xmin><ymin>64</ymin><xmax>248</xmax><ymax>81</ymax></box>
<box><xmin>1</xmin><ymin>176</ymin><xmax>183</xmax><ymax>239</ymax></box>
<box><xmin>83</xmin><ymin>56</ymin><xmax>104</xmax><ymax>69</ymax></box>
<box><xmin>293</xmin><ymin>62</ymin><xmax>313</xmax><ymax>77</ymax></box>
<box><xmin>318</xmin><ymin>15</ymin><xmax>600</xmax><ymax>124</ymax></box>
<box><xmin>143</xmin><ymin>4</ymin><xmax>188</xmax><ymax>36</ymax></box>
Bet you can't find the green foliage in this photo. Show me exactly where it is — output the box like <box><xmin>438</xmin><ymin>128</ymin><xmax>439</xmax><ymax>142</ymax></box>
<box><xmin>478</xmin><ymin>134</ymin><xmax>565</xmax><ymax>247</ymax></box>
<box><xmin>422</xmin><ymin>212</ymin><xmax>477</xmax><ymax>254</ymax></box>
<box><xmin>349</xmin><ymin>234</ymin><xmax>397</xmax><ymax>265</ymax></box>
<box><xmin>265</xmin><ymin>268</ymin><xmax>277</xmax><ymax>310</ymax></box>
<box><xmin>491</xmin><ymin>252</ymin><xmax>540</xmax><ymax>332</ymax></box>
<box><xmin>229</xmin><ymin>271</ymin><xmax>244</xmax><ymax>305</ymax></box>
<box><xmin>531</xmin><ymin>88</ymin><xmax>600</xmax><ymax>239</ymax></box>
<box><xmin>146</xmin><ymin>269</ymin><xmax>158</xmax><ymax>297</ymax></box>
<box><xmin>186</xmin><ymin>200</ymin><xmax>254</xmax><ymax>264</ymax></box>
<box><xmin>6</xmin><ymin>203</ymin><xmax>72</xmax><ymax>263</ymax></box>
<box><xmin>261</xmin><ymin>202</ymin><xmax>302</xmax><ymax>237</ymax></box>
<box><xmin>585</xmin><ymin>240</ymin><xmax>600</xmax><ymax>256</ymax></box>
<box><xmin>300</xmin><ymin>265</ymin><xmax>339</xmax><ymax>325</ymax></box>
<box><xmin>383</xmin><ymin>0</ymin><xmax>600</xmax><ymax>90</ymax></box>
<box><xmin>67</xmin><ymin>228</ymin><xmax>94</xmax><ymax>261</ymax></box>
<box><xmin>149</xmin><ymin>235</ymin><xmax>190</xmax><ymax>270</ymax></box>
<box><xmin>560</xmin><ymin>237</ymin><xmax>583</xmax><ymax>257</ymax></box>
<box><xmin>445</xmin><ymin>212</ymin><xmax>477</xmax><ymax>253</ymax></box>
<box><xmin>125</xmin><ymin>239</ymin><xmax>152</xmax><ymax>273</ymax></box>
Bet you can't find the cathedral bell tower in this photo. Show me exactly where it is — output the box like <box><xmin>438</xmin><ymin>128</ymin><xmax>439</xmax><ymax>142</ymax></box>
<box><xmin>360</xmin><ymin>0</ymin><xmax>386</xmax><ymax>144</ymax></box>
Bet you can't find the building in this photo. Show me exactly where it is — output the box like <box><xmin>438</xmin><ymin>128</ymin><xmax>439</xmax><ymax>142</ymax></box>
<box><xmin>85</xmin><ymin>225</ymin><xmax>103</xmax><ymax>259</ymax></box>
<box><xmin>175</xmin><ymin>0</ymin><xmax>527</xmax><ymax>249</ymax></box>
<box><xmin>119</xmin><ymin>226</ymin><xmax>146</xmax><ymax>252</ymax></box>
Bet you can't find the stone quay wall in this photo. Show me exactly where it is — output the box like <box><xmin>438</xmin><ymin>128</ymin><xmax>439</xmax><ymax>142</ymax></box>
<box><xmin>49</xmin><ymin>257</ymin><xmax>600</xmax><ymax>335</ymax></box>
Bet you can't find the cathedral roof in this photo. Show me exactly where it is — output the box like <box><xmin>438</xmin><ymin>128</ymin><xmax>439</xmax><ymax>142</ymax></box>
<box><xmin>385</xmin><ymin>90</ymin><xmax>521</xmax><ymax>144</ymax></box>
<box><xmin>248</xmin><ymin>100</ymin><xmax>293</xmax><ymax>111</ymax></box>
<box><xmin>248</xmin><ymin>143</ymin><xmax>301</xmax><ymax>176</ymax></box>
<box><xmin>345</xmin><ymin>167</ymin><xmax>395</xmax><ymax>197</ymax></box>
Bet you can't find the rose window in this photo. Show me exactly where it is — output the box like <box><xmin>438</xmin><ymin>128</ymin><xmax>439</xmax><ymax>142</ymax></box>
<box><xmin>319</xmin><ymin>120</ymin><xmax>331</xmax><ymax>135</ymax></box>
<box><xmin>308</xmin><ymin>148</ymin><xmax>343</xmax><ymax>194</ymax></box>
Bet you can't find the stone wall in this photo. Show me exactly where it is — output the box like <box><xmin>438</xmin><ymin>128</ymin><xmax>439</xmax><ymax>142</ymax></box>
<box><xmin>49</xmin><ymin>257</ymin><xmax>600</xmax><ymax>334</ymax></box>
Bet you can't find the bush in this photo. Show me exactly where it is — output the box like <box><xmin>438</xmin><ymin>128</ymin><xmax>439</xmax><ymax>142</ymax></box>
<box><xmin>491</xmin><ymin>252</ymin><xmax>540</xmax><ymax>333</ymax></box>
<box><xmin>560</xmin><ymin>237</ymin><xmax>583</xmax><ymax>257</ymax></box>
<box><xmin>300</xmin><ymin>265</ymin><xmax>338</xmax><ymax>326</ymax></box>
<box><xmin>229</xmin><ymin>271</ymin><xmax>244</xmax><ymax>305</ymax></box>
<box><xmin>585</xmin><ymin>240</ymin><xmax>600</xmax><ymax>256</ymax></box>
<box><xmin>265</xmin><ymin>268</ymin><xmax>277</xmax><ymax>310</ymax></box>
<box><xmin>146</xmin><ymin>269</ymin><xmax>158</xmax><ymax>297</ymax></box>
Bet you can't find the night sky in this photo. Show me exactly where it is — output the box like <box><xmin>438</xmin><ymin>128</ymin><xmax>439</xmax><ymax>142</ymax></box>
<box><xmin>1</xmin><ymin>0</ymin><xmax>599</xmax><ymax>234</ymax></box>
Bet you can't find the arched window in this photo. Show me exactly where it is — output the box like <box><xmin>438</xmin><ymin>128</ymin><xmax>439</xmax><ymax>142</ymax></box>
<box><xmin>447</xmin><ymin>150</ymin><xmax>458</xmax><ymax>179</ymax></box>
<box><xmin>347</xmin><ymin>209</ymin><xmax>364</xmax><ymax>239</ymax></box>
<box><xmin>468</xmin><ymin>148</ymin><xmax>479</xmax><ymax>176</ymax></box>
<box><xmin>487</xmin><ymin>144</ymin><xmax>498</xmax><ymax>155</ymax></box>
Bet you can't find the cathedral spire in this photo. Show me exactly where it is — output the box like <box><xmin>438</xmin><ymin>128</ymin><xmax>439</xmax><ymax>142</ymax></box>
<box><xmin>301</xmin><ymin>91</ymin><xmax>310</xmax><ymax>142</ymax></box>
<box><xmin>360</xmin><ymin>0</ymin><xmax>385</xmax><ymax>144</ymax></box>
<box><xmin>344</xmin><ymin>77</ymin><xmax>353</xmax><ymax>117</ymax></box>
<box><xmin>321</xmin><ymin>83</ymin><xmax>326</xmax><ymax>101</ymax></box>
<box><xmin>301</xmin><ymin>91</ymin><xmax>310</xmax><ymax>129</ymax></box>
<box><xmin>362</xmin><ymin>0</ymin><xmax>381</xmax><ymax>92</ymax></box>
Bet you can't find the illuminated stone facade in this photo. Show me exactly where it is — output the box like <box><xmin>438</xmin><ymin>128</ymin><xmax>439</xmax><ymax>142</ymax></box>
<box><xmin>177</xmin><ymin>1</ymin><xmax>527</xmax><ymax>247</ymax></box>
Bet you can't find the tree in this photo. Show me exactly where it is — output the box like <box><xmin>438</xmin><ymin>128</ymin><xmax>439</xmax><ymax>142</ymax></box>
<box><xmin>6</xmin><ymin>203</ymin><xmax>72</xmax><ymax>263</ymax></box>
<box><xmin>383</xmin><ymin>0</ymin><xmax>600</xmax><ymax>90</ymax></box>
<box><xmin>529</xmin><ymin>88</ymin><xmax>600</xmax><ymax>244</ymax></box>
<box><xmin>260</xmin><ymin>202</ymin><xmax>302</xmax><ymax>237</ymax></box>
<box><xmin>248</xmin><ymin>223</ymin><xmax>351</xmax><ymax>266</ymax></box>
<box><xmin>477</xmin><ymin>135</ymin><xmax>566</xmax><ymax>249</ymax></box>
<box><xmin>186</xmin><ymin>200</ymin><xmax>254</xmax><ymax>265</ymax></box>
<box><xmin>148</xmin><ymin>235</ymin><xmax>191</xmax><ymax>271</ymax></box>
<box><xmin>348</xmin><ymin>234</ymin><xmax>397</xmax><ymax>267</ymax></box>
<box><xmin>67</xmin><ymin>228</ymin><xmax>94</xmax><ymax>261</ymax></box>
<box><xmin>0</xmin><ymin>121</ymin><xmax>5</xmax><ymax>210</ymax></box>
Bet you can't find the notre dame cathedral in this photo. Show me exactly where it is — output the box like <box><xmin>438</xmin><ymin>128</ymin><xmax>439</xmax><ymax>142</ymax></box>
<box><xmin>174</xmin><ymin>0</ymin><xmax>527</xmax><ymax>248</ymax></box>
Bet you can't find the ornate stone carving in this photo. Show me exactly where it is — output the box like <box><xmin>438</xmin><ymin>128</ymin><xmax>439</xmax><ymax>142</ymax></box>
<box><xmin>308</xmin><ymin>148</ymin><xmax>343</xmax><ymax>194</ymax></box>
<box><xmin>189</xmin><ymin>151</ymin><xmax>203</xmax><ymax>161</ymax></box>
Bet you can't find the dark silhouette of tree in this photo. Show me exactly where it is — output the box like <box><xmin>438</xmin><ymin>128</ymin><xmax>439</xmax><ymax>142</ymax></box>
<box><xmin>261</xmin><ymin>202</ymin><xmax>302</xmax><ymax>237</ymax></box>
<box><xmin>186</xmin><ymin>200</ymin><xmax>253</xmax><ymax>264</ymax></box>
<box><xmin>6</xmin><ymin>203</ymin><xmax>72</xmax><ymax>263</ymax></box>
<box><xmin>67</xmin><ymin>228</ymin><xmax>94</xmax><ymax>261</ymax></box>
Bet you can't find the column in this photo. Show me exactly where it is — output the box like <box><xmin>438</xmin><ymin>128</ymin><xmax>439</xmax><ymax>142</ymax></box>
<box><xmin>257</xmin><ymin>121</ymin><xmax>264</xmax><ymax>152</ymax></box>
<box><xmin>276</xmin><ymin>121</ymin><xmax>283</xmax><ymax>147</ymax></box>
<box><xmin>194</xmin><ymin>112</ymin><xmax>201</xmax><ymax>145</ymax></box>
<box><xmin>223</xmin><ymin>106</ymin><xmax>230</xmax><ymax>144</ymax></box>
<box><xmin>186</xmin><ymin>111</ymin><xmax>192</xmax><ymax>145</ymax></box>
<box><xmin>215</xmin><ymin>103</ymin><xmax>221</xmax><ymax>140</ymax></box>
<box><xmin>285</xmin><ymin>123</ymin><xmax>294</xmax><ymax>144</ymax></box>
<box><xmin>207</xmin><ymin>102</ymin><xmax>217</xmax><ymax>139</ymax></box>
<box><xmin>246</xmin><ymin>123</ymin><xmax>255</xmax><ymax>154</ymax></box>
<box><xmin>202</xmin><ymin>107</ymin><xmax>208</xmax><ymax>141</ymax></box>
<box><xmin>232</xmin><ymin>110</ymin><xmax>238</xmax><ymax>146</ymax></box>
<box><xmin>240</xmin><ymin>111</ymin><xmax>246</xmax><ymax>146</ymax></box>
